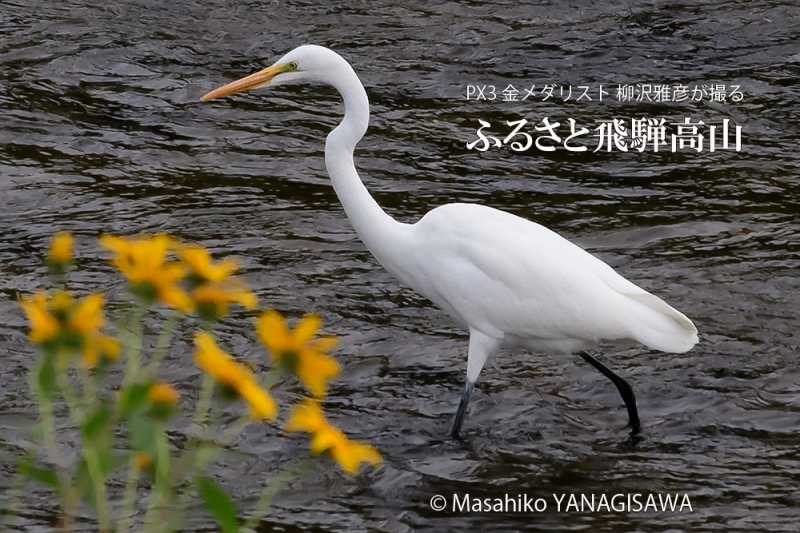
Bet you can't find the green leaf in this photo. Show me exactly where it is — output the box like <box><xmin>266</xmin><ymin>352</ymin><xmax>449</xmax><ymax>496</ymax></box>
<box><xmin>105</xmin><ymin>451</ymin><xmax>129</xmax><ymax>475</ymax></box>
<box><xmin>74</xmin><ymin>459</ymin><xmax>96</xmax><ymax>509</ymax></box>
<box><xmin>81</xmin><ymin>405</ymin><xmax>111</xmax><ymax>440</ymax></box>
<box><xmin>74</xmin><ymin>452</ymin><xmax>127</xmax><ymax>506</ymax></box>
<box><xmin>129</xmin><ymin>412</ymin><xmax>157</xmax><ymax>454</ymax></box>
<box><xmin>196</xmin><ymin>476</ymin><xmax>239</xmax><ymax>533</ymax></box>
<box><xmin>36</xmin><ymin>355</ymin><xmax>56</xmax><ymax>400</ymax></box>
<box><xmin>118</xmin><ymin>381</ymin><xmax>152</xmax><ymax>417</ymax></box>
<box><xmin>18</xmin><ymin>458</ymin><xmax>60</xmax><ymax>493</ymax></box>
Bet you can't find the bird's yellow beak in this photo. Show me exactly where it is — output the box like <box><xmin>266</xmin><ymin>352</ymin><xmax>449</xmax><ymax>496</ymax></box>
<box><xmin>201</xmin><ymin>63</ymin><xmax>291</xmax><ymax>101</ymax></box>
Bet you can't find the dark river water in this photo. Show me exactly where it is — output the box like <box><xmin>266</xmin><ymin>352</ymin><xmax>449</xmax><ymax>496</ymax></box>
<box><xmin>2</xmin><ymin>0</ymin><xmax>800</xmax><ymax>531</ymax></box>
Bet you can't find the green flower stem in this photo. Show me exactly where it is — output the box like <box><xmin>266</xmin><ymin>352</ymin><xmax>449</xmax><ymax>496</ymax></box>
<box><xmin>117</xmin><ymin>456</ymin><xmax>140</xmax><ymax>533</ymax></box>
<box><xmin>75</xmin><ymin>360</ymin><xmax>111</xmax><ymax>532</ymax></box>
<box><xmin>55</xmin><ymin>364</ymin><xmax>83</xmax><ymax>425</ymax></box>
<box><xmin>122</xmin><ymin>303</ymin><xmax>146</xmax><ymax>386</ymax></box>
<box><xmin>147</xmin><ymin>312</ymin><xmax>180</xmax><ymax>374</ymax></box>
<box><xmin>155</xmin><ymin>428</ymin><xmax>171</xmax><ymax>494</ymax></box>
<box><xmin>34</xmin><ymin>381</ymin><xmax>74</xmax><ymax>528</ymax></box>
<box><xmin>84</xmin><ymin>445</ymin><xmax>111</xmax><ymax>532</ymax></box>
<box><xmin>37</xmin><ymin>355</ymin><xmax>88</xmax><ymax>528</ymax></box>
<box><xmin>173</xmin><ymin>415</ymin><xmax>250</xmax><ymax>482</ymax></box>
<box><xmin>163</xmin><ymin>363</ymin><xmax>217</xmax><ymax>531</ymax></box>
<box><xmin>191</xmin><ymin>373</ymin><xmax>214</xmax><ymax>434</ymax></box>
<box><xmin>143</xmin><ymin>425</ymin><xmax>172</xmax><ymax>533</ymax></box>
<box><xmin>167</xmin><ymin>414</ymin><xmax>252</xmax><ymax>531</ymax></box>
<box><xmin>242</xmin><ymin>459</ymin><xmax>314</xmax><ymax>531</ymax></box>
<box><xmin>79</xmin><ymin>365</ymin><xmax>96</xmax><ymax>410</ymax></box>
<box><xmin>193</xmin><ymin>415</ymin><xmax>251</xmax><ymax>471</ymax></box>
<box><xmin>116</xmin><ymin>301</ymin><xmax>147</xmax><ymax>530</ymax></box>
<box><xmin>54</xmin><ymin>359</ymin><xmax>111</xmax><ymax>531</ymax></box>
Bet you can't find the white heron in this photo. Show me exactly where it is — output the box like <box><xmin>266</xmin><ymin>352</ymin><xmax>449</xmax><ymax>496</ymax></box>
<box><xmin>202</xmin><ymin>45</ymin><xmax>699</xmax><ymax>439</ymax></box>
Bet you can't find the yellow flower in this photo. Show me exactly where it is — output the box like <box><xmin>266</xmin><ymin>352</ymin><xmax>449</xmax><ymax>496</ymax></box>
<box><xmin>317</xmin><ymin>428</ymin><xmax>382</xmax><ymax>475</ymax></box>
<box><xmin>256</xmin><ymin>311</ymin><xmax>339</xmax><ymax>397</ymax></box>
<box><xmin>48</xmin><ymin>231</ymin><xmax>73</xmax><ymax>265</ymax></box>
<box><xmin>49</xmin><ymin>291</ymin><xmax>74</xmax><ymax>317</ymax></box>
<box><xmin>99</xmin><ymin>234</ymin><xmax>193</xmax><ymax>313</ymax></box>
<box><xmin>179</xmin><ymin>245</ymin><xmax>239</xmax><ymax>283</ymax></box>
<box><xmin>20</xmin><ymin>290</ymin><xmax>119</xmax><ymax>367</ymax></box>
<box><xmin>238</xmin><ymin>380</ymin><xmax>278</xmax><ymax>420</ymax></box>
<box><xmin>194</xmin><ymin>332</ymin><xmax>250</xmax><ymax>386</ymax></box>
<box><xmin>295</xmin><ymin>350</ymin><xmax>340</xmax><ymax>400</ymax></box>
<box><xmin>193</xmin><ymin>332</ymin><xmax>277</xmax><ymax>420</ymax></box>
<box><xmin>148</xmin><ymin>381</ymin><xmax>179</xmax><ymax>407</ymax></box>
<box><xmin>286</xmin><ymin>399</ymin><xmax>382</xmax><ymax>475</ymax></box>
<box><xmin>285</xmin><ymin>397</ymin><xmax>328</xmax><ymax>434</ymax></box>
<box><xmin>68</xmin><ymin>293</ymin><xmax>105</xmax><ymax>335</ymax></box>
<box><xmin>192</xmin><ymin>281</ymin><xmax>257</xmax><ymax>321</ymax></box>
<box><xmin>81</xmin><ymin>334</ymin><xmax>121</xmax><ymax>368</ymax></box>
<box><xmin>134</xmin><ymin>452</ymin><xmax>152</xmax><ymax>471</ymax></box>
<box><xmin>177</xmin><ymin>244</ymin><xmax>257</xmax><ymax>320</ymax></box>
<box><xmin>69</xmin><ymin>293</ymin><xmax>115</xmax><ymax>366</ymax></box>
<box><xmin>20</xmin><ymin>292</ymin><xmax>60</xmax><ymax>344</ymax></box>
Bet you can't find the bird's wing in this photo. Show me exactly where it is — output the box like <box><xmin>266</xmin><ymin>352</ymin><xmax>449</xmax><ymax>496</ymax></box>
<box><xmin>405</xmin><ymin>203</ymin><xmax>697</xmax><ymax>353</ymax></box>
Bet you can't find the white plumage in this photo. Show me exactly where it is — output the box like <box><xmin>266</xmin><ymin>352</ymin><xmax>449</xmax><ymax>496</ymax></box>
<box><xmin>400</xmin><ymin>203</ymin><xmax>697</xmax><ymax>354</ymax></box>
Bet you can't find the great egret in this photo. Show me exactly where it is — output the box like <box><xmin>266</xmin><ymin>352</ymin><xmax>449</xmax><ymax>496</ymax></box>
<box><xmin>202</xmin><ymin>45</ymin><xmax>699</xmax><ymax>439</ymax></box>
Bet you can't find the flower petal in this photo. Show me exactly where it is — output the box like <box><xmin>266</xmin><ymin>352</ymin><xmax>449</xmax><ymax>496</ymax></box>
<box><xmin>285</xmin><ymin>398</ymin><xmax>328</xmax><ymax>434</ymax></box>
<box><xmin>256</xmin><ymin>310</ymin><xmax>291</xmax><ymax>355</ymax></box>
<box><xmin>297</xmin><ymin>351</ymin><xmax>340</xmax><ymax>398</ymax></box>
<box><xmin>294</xmin><ymin>314</ymin><xmax>321</xmax><ymax>344</ymax></box>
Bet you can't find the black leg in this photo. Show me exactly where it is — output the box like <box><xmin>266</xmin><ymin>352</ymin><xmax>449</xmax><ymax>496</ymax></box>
<box><xmin>450</xmin><ymin>381</ymin><xmax>474</xmax><ymax>440</ymax></box>
<box><xmin>578</xmin><ymin>352</ymin><xmax>641</xmax><ymax>434</ymax></box>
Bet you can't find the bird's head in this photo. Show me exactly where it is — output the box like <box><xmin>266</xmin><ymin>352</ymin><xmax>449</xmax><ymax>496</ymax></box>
<box><xmin>201</xmin><ymin>45</ymin><xmax>349</xmax><ymax>101</ymax></box>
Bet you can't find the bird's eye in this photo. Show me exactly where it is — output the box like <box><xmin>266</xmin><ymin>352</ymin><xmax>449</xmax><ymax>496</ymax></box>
<box><xmin>287</xmin><ymin>61</ymin><xmax>299</xmax><ymax>71</ymax></box>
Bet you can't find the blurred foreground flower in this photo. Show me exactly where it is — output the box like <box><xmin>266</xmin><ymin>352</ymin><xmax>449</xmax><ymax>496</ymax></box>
<box><xmin>286</xmin><ymin>399</ymin><xmax>382</xmax><ymax>475</ymax></box>
<box><xmin>191</xmin><ymin>281</ymin><xmax>257</xmax><ymax>322</ymax></box>
<box><xmin>180</xmin><ymin>245</ymin><xmax>257</xmax><ymax>321</ymax></box>
<box><xmin>257</xmin><ymin>311</ymin><xmax>339</xmax><ymax>398</ymax></box>
<box><xmin>47</xmin><ymin>231</ymin><xmax>73</xmax><ymax>271</ymax></box>
<box><xmin>100</xmin><ymin>234</ymin><xmax>193</xmax><ymax>313</ymax></box>
<box><xmin>148</xmin><ymin>381</ymin><xmax>179</xmax><ymax>405</ymax></box>
<box><xmin>19</xmin><ymin>290</ymin><xmax>119</xmax><ymax>367</ymax></box>
<box><xmin>148</xmin><ymin>381</ymin><xmax>180</xmax><ymax>419</ymax></box>
<box><xmin>179</xmin><ymin>245</ymin><xmax>239</xmax><ymax>283</ymax></box>
<box><xmin>134</xmin><ymin>451</ymin><xmax>153</xmax><ymax>472</ymax></box>
<box><xmin>14</xmin><ymin>232</ymin><xmax>381</xmax><ymax>532</ymax></box>
<box><xmin>194</xmin><ymin>332</ymin><xmax>277</xmax><ymax>420</ymax></box>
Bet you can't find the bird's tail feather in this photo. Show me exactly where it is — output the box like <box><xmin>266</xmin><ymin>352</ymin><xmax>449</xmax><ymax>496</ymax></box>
<box><xmin>624</xmin><ymin>291</ymin><xmax>698</xmax><ymax>353</ymax></box>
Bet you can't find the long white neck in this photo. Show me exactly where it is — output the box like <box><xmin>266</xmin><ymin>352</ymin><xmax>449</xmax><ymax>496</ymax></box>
<box><xmin>324</xmin><ymin>63</ymin><xmax>408</xmax><ymax>261</ymax></box>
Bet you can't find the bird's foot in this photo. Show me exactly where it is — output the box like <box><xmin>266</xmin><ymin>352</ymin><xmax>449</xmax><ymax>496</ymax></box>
<box><xmin>625</xmin><ymin>424</ymin><xmax>644</xmax><ymax>446</ymax></box>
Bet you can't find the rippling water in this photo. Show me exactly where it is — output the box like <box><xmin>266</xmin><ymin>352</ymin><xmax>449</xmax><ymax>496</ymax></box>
<box><xmin>2</xmin><ymin>0</ymin><xmax>799</xmax><ymax>530</ymax></box>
